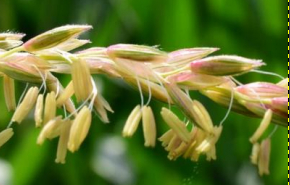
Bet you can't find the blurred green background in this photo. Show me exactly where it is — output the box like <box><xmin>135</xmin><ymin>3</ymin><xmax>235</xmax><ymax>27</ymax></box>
<box><xmin>0</xmin><ymin>0</ymin><xmax>287</xmax><ymax>185</ymax></box>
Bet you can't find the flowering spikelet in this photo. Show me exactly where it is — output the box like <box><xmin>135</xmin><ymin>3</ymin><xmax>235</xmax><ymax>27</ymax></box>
<box><xmin>68</xmin><ymin>106</ymin><xmax>92</xmax><ymax>152</ymax></box>
<box><xmin>249</xmin><ymin>109</ymin><xmax>272</xmax><ymax>143</ymax></box>
<box><xmin>122</xmin><ymin>105</ymin><xmax>142</xmax><ymax>137</ymax></box>
<box><xmin>71</xmin><ymin>59</ymin><xmax>93</xmax><ymax>102</ymax></box>
<box><xmin>3</xmin><ymin>75</ymin><xmax>16</xmax><ymax>111</ymax></box>
<box><xmin>142</xmin><ymin>106</ymin><xmax>156</xmax><ymax>147</ymax></box>
<box><xmin>43</xmin><ymin>91</ymin><xmax>57</xmax><ymax>124</ymax></box>
<box><xmin>34</xmin><ymin>94</ymin><xmax>44</xmax><ymax>127</ymax></box>
<box><xmin>12</xmin><ymin>87</ymin><xmax>39</xmax><ymax>123</ymax></box>
<box><xmin>0</xmin><ymin>128</ymin><xmax>14</xmax><ymax>148</ymax></box>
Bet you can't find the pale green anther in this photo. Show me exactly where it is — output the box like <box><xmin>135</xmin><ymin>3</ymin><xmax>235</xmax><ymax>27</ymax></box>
<box><xmin>12</xmin><ymin>87</ymin><xmax>39</xmax><ymax>124</ymax></box>
<box><xmin>43</xmin><ymin>91</ymin><xmax>57</xmax><ymax>124</ymax></box>
<box><xmin>68</xmin><ymin>106</ymin><xmax>92</xmax><ymax>152</ymax></box>
<box><xmin>142</xmin><ymin>106</ymin><xmax>156</xmax><ymax>147</ymax></box>
<box><xmin>37</xmin><ymin>116</ymin><xmax>63</xmax><ymax>145</ymax></box>
<box><xmin>3</xmin><ymin>75</ymin><xmax>16</xmax><ymax>111</ymax></box>
<box><xmin>0</xmin><ymin>128</ymin><xmax>14</xmax><ymax>148</ymax></box>
<box><xmin>160</xmin><ymin>107</ymin><xmax>191</xmax><ymax>143</ymax></box>
<box><xmin>122</xmin><ymin>105</ymin><xmax>142</xmax><ymax>137</ymax></box>
<box><xmin>71</xmin><ymin>58</ymin><xmax>93</xmax><ymax>102</ymax></box>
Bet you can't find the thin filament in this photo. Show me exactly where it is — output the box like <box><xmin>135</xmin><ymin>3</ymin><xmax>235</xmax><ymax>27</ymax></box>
<box><xmin>219</xmin><ymin>86</ymin><xmax>234</xmax><ymax>125</ymax></box>
<box><xmin>251</xmin><ymin>69</ymin><xmax>284</xmax><ymax>80</ymax></box>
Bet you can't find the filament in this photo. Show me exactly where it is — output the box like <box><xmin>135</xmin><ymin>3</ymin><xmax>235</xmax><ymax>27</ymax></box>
<box><xmin>219</xmin><ymin>86</ymin><xmax>234</xmax><ymax>125</ymax></box>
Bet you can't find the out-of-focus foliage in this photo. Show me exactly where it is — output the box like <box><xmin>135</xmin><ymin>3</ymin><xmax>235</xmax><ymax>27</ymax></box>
<box><xmin>0</xmin><ymin>0</ymin><xmax>287</xmax><ymax>185</ymax></box>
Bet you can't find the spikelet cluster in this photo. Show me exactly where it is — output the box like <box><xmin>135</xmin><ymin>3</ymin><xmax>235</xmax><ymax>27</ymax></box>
<box><xmin>0</xmin><ymin>25</ymin><xmax>287</xmax><ymax>175</ymax></box>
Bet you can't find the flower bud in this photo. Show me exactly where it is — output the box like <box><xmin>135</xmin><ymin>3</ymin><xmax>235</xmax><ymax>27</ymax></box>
<box><xmin>0</xmin><ymin>33</ymin><xmax>25</xmax><ymax>40</ymax></box>
<box><xmin>0</xmin><ymin>40</ymin><xmax>23</xmax><ymax>50</ymax></box>
<box><xmin>122</xmin><ymin>105</ymin><xmax>142</xmax><ymax>137</ymax></box>
<box><xmin>160</xmin><ymin>107</ymin><xmax>191</xmax><ymax>143</ymax></box>
<box><xmin>0</xmin><ymin>128</ymin><xmax>14</xmax><ymax>148</ymax></box>
<box><xmin>142</xmin><ymin>106</ymin><xmax>156</xmax><ymax>147</ymax></box>
<box><xmin>168</xmin><ymin>47</ymin><xmax>218</xmax><ymax>66</ymax></box>
<box><xmin>271</xmin><ymin>97</ymin><xmax>288</xmax><ymax>113</ymax></box>
<box><xmin>23</xmin><ymin>25</ymin><xmax>92</xmax><ymax>52</ymax></box>
<box><xmin>190</xmin><ymin>55</ymin><xmax>264</xmax><ymax>76</ymax></box>
<box><xmin>68</xmin><ymin>106</ymin><xmax>92</xmax><ymax>152</ymax></box>
<box><xmin>236</xmin><ymin>82</ymin><xmax>287</xmax><ymax>99</ymax></box>
<box><xmin>0</xmin><ymin>53</ymin><xmax>51</xmax><ymax>83</ymax></box>
<box><xmin>107</xmin><ymin>44</ymin><xmax>168</xmax><ymax>63</ymax></box>
<box><xmin>3</xmin><ymin>75</ymin><xmax>16</xmax><ymax>111</ymax></box>
<box><xmin>168</xmin><ymin>71</ymin><xmax>228</xmax><ymax>90</ymax></box>
<box><xmin>12</xmin><ymin>87</ymin><xmax>39</xmax><ymax>123</ymax></box>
